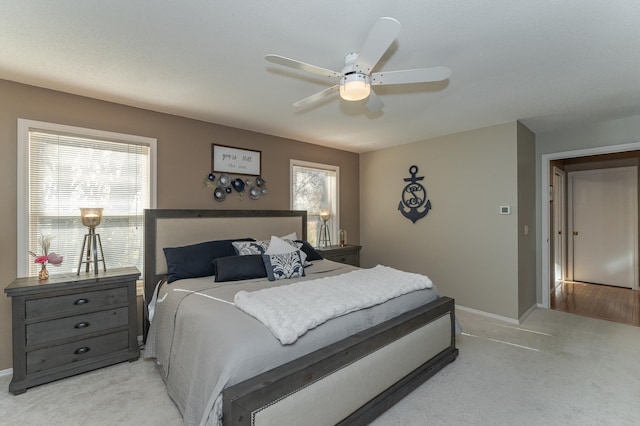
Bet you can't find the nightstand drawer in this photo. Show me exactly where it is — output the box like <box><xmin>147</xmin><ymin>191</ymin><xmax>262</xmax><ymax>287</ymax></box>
<box><xmin>324</xmin><ymin>253</ymin><xmax>359</xmax><ymax>266</ymax></box>
<box><xmin>27</xmin><ymin>330</ymin><xmax>129</xmax><ymax>374</ymax></box>
<box><xmin>25</xmin><ymin>287</ymin><xmax>128</xmax><ymax>319</ymax></box>
<box><xmin>26</xmin><ymin>307</ymin><xmax>129</xmax><ymax>346</ymax></box>
<box><xmin>316</xmin><ymin>245</ymin><xmax>362</xmax><ymax>267</ymax></box>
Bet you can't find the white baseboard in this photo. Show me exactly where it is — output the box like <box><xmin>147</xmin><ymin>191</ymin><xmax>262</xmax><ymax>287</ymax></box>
<box><xmin>456</xmin><ymin>304</ymin><xmax>522</xmax><ymax>324</ymax></box>
<box><xmin>518</xmin><ymin>304</ymin><xmax>539</xmax><ymax>323</ymax></box>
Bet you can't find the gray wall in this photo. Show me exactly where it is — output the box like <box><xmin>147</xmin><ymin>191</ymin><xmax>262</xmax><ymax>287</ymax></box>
<box><xmin>517</xmin><ymin>122</ymin><xmax>537</xmax><ymax>316</ymax></box>
<box><xmin>360</xmin><ymin>122</ymin><xmax>535</xmax><ymax>320</ymax></box>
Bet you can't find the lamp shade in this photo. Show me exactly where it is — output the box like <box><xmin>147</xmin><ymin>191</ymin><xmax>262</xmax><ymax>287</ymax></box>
<box><xmin>340</xmin><ymin>73</ymin><xmax>371</xmax><ymax>101</ymax></box>
<box><xmin>320</xmin><ymin>209</ymin><xmax>331</xmax><ymax>222</ymax></box>
<box><xmin>80</xmin><ymin>208</ymin><xmax>103</xmax><ymax>228</ymax></box>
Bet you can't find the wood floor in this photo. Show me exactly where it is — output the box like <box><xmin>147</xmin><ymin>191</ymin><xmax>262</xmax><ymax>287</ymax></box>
<box><xmin>551</xmin><ymin>281</ymin><xmax>640</xmax><ymax>326</ymax></box>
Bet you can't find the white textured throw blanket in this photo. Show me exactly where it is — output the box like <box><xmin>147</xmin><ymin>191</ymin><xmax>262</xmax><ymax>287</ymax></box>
<box><xmin>234</xmin><ymin>265</ymin><xmax>433</xmax><ymax>344</ymax></box>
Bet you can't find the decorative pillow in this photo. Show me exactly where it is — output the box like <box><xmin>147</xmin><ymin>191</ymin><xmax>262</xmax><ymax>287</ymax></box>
<box><xmin>232</xmin><ymin>240</ymin><xmax>270</xmax><ymax>255</ymax></box>
<box><xmin>233</xmin><ymin>237</ymin><xmax>301</xmax><ymax>256</ymax></box>
<box><xmin>285</xmin><ymin>239</ymin><xmax>303</xmax><ymax>250</ymax></box>
<box><xmin>295</xmin><ymin>240</ymin><xmax>323</xmax><ymax>261</ymax></box>
<box><xmin>213</xmin><ymin>255</ymin><xmax>267</xmax><ymax>282</ymax></box>
<box><xmin>262</xmin><ymin>251</ymin><xmax>305</xmax><ymax>281</ymax></box>
<box><xmin>265</xmin><ymin>236</ymin><xmax>307</xmax><ymax>265</ymax></box>
<box><xmin>280</xmin><ymin>232</ymin><xmax>298</xmax><ymax>241</ymax></box>
<box><xmin>163</xmin><ymin>238</ymin><xmax>253</xmax><ymax>283</ymax></box>
<box><xmin>264</xmin><ymin>236</ymin><xmax>298</xmax><ymax>253</ymax></box>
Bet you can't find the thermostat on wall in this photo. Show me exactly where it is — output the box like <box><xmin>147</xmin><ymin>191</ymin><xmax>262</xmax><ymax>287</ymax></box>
<box><xmin>500</xmin><ymin>206</ymin><xmax>511</xmax><ymax>215</ymax></box>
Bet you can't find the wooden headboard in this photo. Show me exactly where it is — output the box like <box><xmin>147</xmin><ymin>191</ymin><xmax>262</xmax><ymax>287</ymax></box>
<box><xmin>143</xmin><ymin>209</ymin><xmax>307</xmax><ymax>338</ymax></box>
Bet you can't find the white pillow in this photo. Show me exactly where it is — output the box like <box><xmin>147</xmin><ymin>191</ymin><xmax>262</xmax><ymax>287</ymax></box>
<box><xmin>266</xmin><ymin>236</ymin><xmax>307</xmax><ymax>264</ymax></box>
<box><xmin>280</xmin><ymin>232</ymin><xmax>298</xmax><ymax>241</ymax></box>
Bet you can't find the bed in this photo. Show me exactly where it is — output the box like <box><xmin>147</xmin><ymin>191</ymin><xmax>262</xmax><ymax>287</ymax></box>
<box><xmin>143</xmin><ymin>209</ymin><xmax>458</xmax><ymax>426</ymax></box>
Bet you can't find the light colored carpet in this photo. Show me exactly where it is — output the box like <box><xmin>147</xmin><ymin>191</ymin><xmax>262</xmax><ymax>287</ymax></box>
<box><xmin>0</xmin><ymin>355</ymin><xmax>182</xmax><ymax>426</ymax></box>
<box><xmin>1</xmin><ymin>308</ymin><xmax>639</xmax><ymax>426</ymax></box>
<box><xmin>372</xmin><ymin>308</ymin><xmax>640</xmax><ymax>426</ymax></box>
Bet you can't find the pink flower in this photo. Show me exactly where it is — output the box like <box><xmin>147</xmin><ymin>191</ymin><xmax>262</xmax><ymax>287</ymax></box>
<box><xmin>47</xmin><ymin>253</ymin><xmax>64</xmax><ymax>266</ymax></box>
<box><xmin>29</xmin><ymin>235</ymin><xmax>64</xmax><ymax>267</ymax></box>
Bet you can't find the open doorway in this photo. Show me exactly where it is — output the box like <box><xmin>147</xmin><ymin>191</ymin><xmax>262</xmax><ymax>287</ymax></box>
<box><xmin>544</xmin><ymin>150</ymin><xmax>640</xmax><ymax>326</ymax></box>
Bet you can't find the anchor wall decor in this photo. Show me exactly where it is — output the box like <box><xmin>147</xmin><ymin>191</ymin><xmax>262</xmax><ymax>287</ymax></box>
<box><xmin>398</xmin><ymin>165</ymin><xmax>431</xmax><ymax>223</ymax></box>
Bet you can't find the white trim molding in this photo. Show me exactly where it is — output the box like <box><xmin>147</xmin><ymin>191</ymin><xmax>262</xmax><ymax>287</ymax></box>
<box><xmin>456</xmin><ymin>304</ymin><xmax>521</xmax><ymax>325</ymax></box>
<box><xmin>16</xmin><ymin>118</ymin><xmax>158</xmax><ymax>277</ymax></box>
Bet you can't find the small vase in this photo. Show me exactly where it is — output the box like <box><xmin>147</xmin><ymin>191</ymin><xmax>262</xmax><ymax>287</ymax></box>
<box><xmin>38</xmin><ymin>264</ymin><xmax>49</xmax><ymax>281</ymax></box>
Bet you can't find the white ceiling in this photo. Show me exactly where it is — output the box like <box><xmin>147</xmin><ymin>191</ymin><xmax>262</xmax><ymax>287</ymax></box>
<box><xmin>1</xmin><ymin>1</ymin><xmax>639</xmax><ymax>153</ymax></box>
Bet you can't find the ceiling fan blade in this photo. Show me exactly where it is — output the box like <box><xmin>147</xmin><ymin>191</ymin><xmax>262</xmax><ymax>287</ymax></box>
<box><xmin>370</xmin><ymin>67</ymin><xmax>451</xmax><ymax>85</ymax></box>
<box><xmin>365</xmin><ymin>90</ymin><xmax>384</xmax><ymax>112</ymax></box>
<box><xmin>293</xmin><ymin>85</ymin><xmax>340</xmax><ymax>108</ymax></box>
<box><xmin>266</xmin><ymin>54</ymin><xmax>341</xmax><ymax>79</ymax></box>
<box><xmin>353</xmin><ymin>17</ymin><xmax>401</xmax><ymax>74</ymax></box>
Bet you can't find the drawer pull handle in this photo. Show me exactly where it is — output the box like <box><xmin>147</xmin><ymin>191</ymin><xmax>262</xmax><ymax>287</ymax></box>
<box><xmin>74</xmin><ymin>298</ymin><xmax>89</xmax><ymax>305</ymax></box>
<box><xmin>74</xmin><ymin>322</ymin><xmax>90</xmax><ymax>329</ymax></box>
<box><xmin>74</xmin><ymin>347</ymin><xmax>90</xmax><ymax>355</ymax></box>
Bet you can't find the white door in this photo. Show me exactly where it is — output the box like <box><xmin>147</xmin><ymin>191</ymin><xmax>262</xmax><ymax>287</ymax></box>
<box><xmin>568</xmin><ymin>166</ymin><xmax>638</xmax><ymax>289</ymax></box>
<box><xmin>552</xmin><ymin>167</ymin><xmax>566</xmax><ymax>284</ymax></box>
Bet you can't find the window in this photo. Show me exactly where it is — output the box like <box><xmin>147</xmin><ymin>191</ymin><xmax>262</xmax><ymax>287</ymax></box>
<box><xmin>17</xmin><ymin>119</ymin><xmax>157</xmax><ymax>277</ymax></box>
<box><xmin>290</xmin><ymin>160</ymin><xmax>339</xmax><ymax>247</ymax></box>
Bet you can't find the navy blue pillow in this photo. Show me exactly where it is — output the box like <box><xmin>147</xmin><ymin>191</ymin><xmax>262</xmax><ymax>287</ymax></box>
<box><xmin>295</xmin><ymin>240</ymin><xmax>323</xmax><ymax>261</ymax></box>
<box><xmin>163</xmin><ymin>238</ymin><xmax>254</xmax><ymax>283</ymax></box>
<box><xmin>213</xmin><ymin>255</ymin><xmax>267</xmax><ymax>282</ymax></box>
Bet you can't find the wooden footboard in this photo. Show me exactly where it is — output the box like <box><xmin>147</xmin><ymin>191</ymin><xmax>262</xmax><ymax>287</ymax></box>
<box><xmin>223</xmin><ymin>296</ymin><xmax>458</xmax><ymax>426</ymax></box>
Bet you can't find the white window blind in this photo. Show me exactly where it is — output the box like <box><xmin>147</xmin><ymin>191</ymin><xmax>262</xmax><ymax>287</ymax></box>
<box><xmin>18</xmin><ymin>119</ymin><xmax>156</xmax><ymax>277</ymax></box>
<box><xmin>290</xmin><ymin>160</ymin><xmax>339</xmax><ymax>246</ymax></box>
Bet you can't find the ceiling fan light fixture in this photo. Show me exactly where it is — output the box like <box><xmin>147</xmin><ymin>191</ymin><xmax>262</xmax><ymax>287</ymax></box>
<box><xmin>340</xmin><ymin>73</ymin><xmax>370</xmax><ymax>101</ymax></box>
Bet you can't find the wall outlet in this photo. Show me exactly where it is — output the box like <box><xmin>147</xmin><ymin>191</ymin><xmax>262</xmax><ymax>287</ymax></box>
<box><xmin>500</xmin><ymin>206</ymin><xmax>511</xmax><ymax>215</ymax></box>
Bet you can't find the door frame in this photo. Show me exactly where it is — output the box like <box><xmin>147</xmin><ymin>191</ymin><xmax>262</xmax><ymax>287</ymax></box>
<box><xmin>541</xmin><ymin>142</ymin><xmax>640</xmax><ymax>308</ymax></box>
<box><xmin>552</xmin><ymin>166</ymin><xmax>566</xmax><ymax>285</ymax></box>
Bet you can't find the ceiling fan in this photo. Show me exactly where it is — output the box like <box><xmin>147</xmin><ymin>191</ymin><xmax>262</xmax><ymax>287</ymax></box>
<box><xmin>265</xmin><ymin>17</ymin><xmax>451</xmax><ymax>112</ymax></box>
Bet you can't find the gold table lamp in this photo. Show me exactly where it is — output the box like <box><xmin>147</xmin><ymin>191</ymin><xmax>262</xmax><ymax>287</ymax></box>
<box><xmin>77</xmin><ymin>208</ymin><xmax>107</xmax><ymax>275</ymax></box>
<box><xmin>318</xmin><ymin>209</ymin><xmax>332</xmax><ymax>248</ymax></box>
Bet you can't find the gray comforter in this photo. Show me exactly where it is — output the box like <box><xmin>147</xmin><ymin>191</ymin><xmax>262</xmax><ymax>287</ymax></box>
<box><xmin>144</xmin><ymin>260</ymin><xmax>441</xmax><ymax>426</ymax></box>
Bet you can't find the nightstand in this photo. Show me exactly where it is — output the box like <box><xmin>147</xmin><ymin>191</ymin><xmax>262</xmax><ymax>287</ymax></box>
<box><xmin>316</xmin><ymin>245</ymin><xmax>362</xmax><ymax>267</ymax></box>
<box><xmin>4</xmin><ymin>267</ymin><xmax>140</xmax><ymax>394</ymax></box>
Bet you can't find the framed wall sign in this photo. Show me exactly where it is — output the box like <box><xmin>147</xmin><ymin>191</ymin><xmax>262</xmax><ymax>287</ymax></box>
<box><xmin>212</xmin><ymin>144</ymin><xmax>261</xmax><ymax>176</ymax></box>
